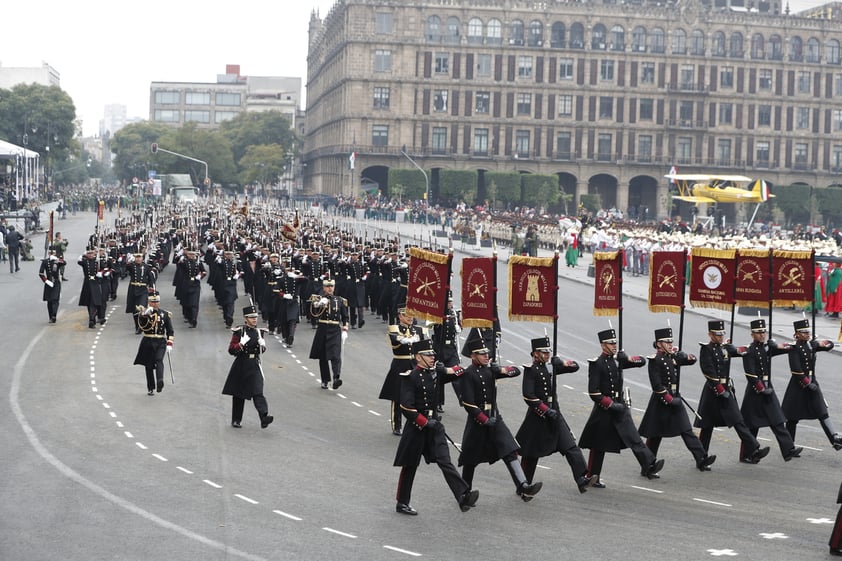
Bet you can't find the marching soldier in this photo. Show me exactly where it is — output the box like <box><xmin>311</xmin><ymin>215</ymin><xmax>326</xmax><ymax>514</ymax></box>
<box><xmin>782</xmin><ymin>318</ymin><xmax>842</xmax><ymax>449</ymax></box>
<box><xmin>740</xmin><ymin>318</ymin><xmax>803</xmax><ymax>461</ymax></box>
<box><xmin>179</xmin><ymin>249</ymin><xmax>206</xmax><ymax>328</ymax></box>
<box><xmin>461</xmin><ymin>317</ymin><xmax>502</xmax><ymax>363</ymax></box>
<box><xmin>278</xmin><ymin>263</ymin><xmax>302</xmax><ymax>348</ymax></box>
<box><xmin>457</xmin><ymin>338</ymin><xmax>542</xmax><ymax>502</ymax></box>
<box><xmin>125</xmin><ymin>252</ymin><xmax>157</xmax><ymax>333</ymax></box>
<box><xmin>309</xmin><ymin>278</ymin><xmax>350</xmax><ymax>389</ymax></box>
<box><xmin>638</xmin><ymin>327</ymin><xmax>716</xmax><ymax>471</ymax></box>
<box><xmin>579</xmin><ymin>328</ymin><xmax>664</xmax><ymax>487</ymax></box>
<box><xmin>694</xmin><ymin>320</ymin><xmax>771</xmax><ymax>463</ymax></box>
<box><xmin>261</xmin><ymin>253</ymin><xmax>284</xmax><ymax>333</ymax></box>
<box><xmin>431</xmin><ymin>294</ymin><xmax>461</xmax><ymax>412</ymax></box>
<box><xmin>393</xmin><ymin>339</ymin><xmax>476</xmax><ymax>515</ymax></box>
<box><xmin>38</xmin><ymin>251</ymin><xmax>64</xmax><ymax>323</ymax></box>
<box><xmin>78</xmin><ymin>247</ymin><xmax>107</xmax><ymax>328</ymax></box>
<box><xmin>380</xmin><ymin>306</ymin><xmax>425</xmax><ymax>435</ymax></box>
<box><xmin>830</xmin><ymin>481</ymin><xmax>842</xmax><ymax>556</ymax></box>
<box><xmin>516</xmin><ymin>336</ymin><xmax>593</xmax><ymax>494</ymax></box>
<box><xmin>218</xmin><ymin>250</ymin><xmax>243</xmax><ymax>328</ymax></box>
<box><xmin>132</xmin><ymin>291</ymin><xmax>174</xmax><ymax>395</ymax></box>
<box><xmin>346</xmin><ymin>251</ymin><xmax>367</xmax><ymax>329</ymax></box>
<box><xmin>221</xmin><ymin>305</ymin><xmax>273</xmax><ymax>429</ymax></box>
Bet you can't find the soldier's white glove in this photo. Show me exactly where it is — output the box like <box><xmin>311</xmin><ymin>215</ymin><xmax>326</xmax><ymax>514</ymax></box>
<box><xmin>193</xmin><ymin>276</ymin><xmax>200</xmax><ymax>282</ymax></box>
<box><xmin>240</xmin><ymin>333</ymin><xmax>251</xmax><ymax>345</ymax></box>
<box><xmin>283</xmin><ymin>293</ymin><xmax>293</xmax><ymax>300</ymax></box>
<box><xmin>258</xmin><ymin>337</ymin><xmax>266</xmax><ymax>347</ymax></box>
<box><xmin>341</xmin><ymin>331</ymin><xmax>349</xmax><ymax>342</ymax></box>
<box><xmin>166</xmin><ymin>344</ymin><xmax>172</xmax><ymax>354</ymax></box>
<box><xmin>318</xmin><ymin>297</ymin><xmax>329</xmax><ymax>307</ymax></box>
<box><xmin>410</xmin><ymin>333</ymin><xmax>420</xmax><ymax>343</ymax></box>
<box><xmin>233</xmin><ymin>272</ymin><xmax>241</xmax><ymax>280</ymax></box>
<box><xmin>45</xmin><ymin>280</ymin><xmax>54</xmax><ymax>288</ymax></box>
<box><xmin>215</xmin><ymin>256</ymin><xmax>223</xmax><ymax>264</ymax></box>
<box><xmin>144</xmin><ymin>306</ymin><xmax>154</xmax><ymax>316</ymax></box>
<box><xmin>95</xmin><ymin>271</ymin><xmax>103</xmax><ymax>278</ymax></box>
<box><xmin>287</xmin><ymin>272</ymin><xmax>297</xmax><ymax>278</ymax></box>
<box><xmin>399</xmin><ymin>337</ymin><xmax>413</xmax><ymax>345</ymax></box>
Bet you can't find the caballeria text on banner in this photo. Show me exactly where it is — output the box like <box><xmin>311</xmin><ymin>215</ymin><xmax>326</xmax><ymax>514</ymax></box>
<box><xmin>734</xmin><ymin>249</ymin><xmax>771</xmax><ymax>307</ymax></box>
<box><xmin>689</xmin><ymin>247</ymin><xmax>736</xmax><ymax>311</ymax></box>
<box><xmin>648</xmin><ymin>250</ymin><xmax>686</xmax><ymax>313</ymax></box>
<box><xmin>406</xmin><ymin>247</ymin><xmax>452</xmax><ymax>323</ymax></box>
<box><xmin>461</xmin><ymin>256</ymin><xmax>496</xmax><ymax>328</ymax></box>
<box><xmin>508</xmin><ymin>255</ymin><xmax>557</xmax><ymax>322</ymax></box>
<box><xmin>593</xmin><ymin>251</ymin><xmax>621</xmax><ymax>316</ymax></box>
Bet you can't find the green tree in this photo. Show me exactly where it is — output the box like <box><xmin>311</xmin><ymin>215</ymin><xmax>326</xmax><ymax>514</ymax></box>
<box><xmin>219</xmin><ymin>111</ymin><xmax>296</xmax><ymax>167</ymax></box>
<box><xmin>772</xmin><ymin>184</ymin><xmax>811</xmax><ymax>226</ymax></box>
<box><xmin>580</xmin><ymin>193</ymin><xmax>601</xmax><ymax>213</ymax></box>
<box><xmin>816</xmin><ymin>186</ymin><xmax>842</xmax><ymax>227</ymax></box>
<box><xmin>238</xmin><ymin>144</ymin><xmax>287</xmax><ymax>188</ymax></box>
<box><xmin>388</xmin><ymin>168</ymin><xmax>427</xmax><ymax>200</ymax></box>
<box><xmin>438</xmin><ymin>169</ymin><xmax>478</xmax><ymax>204</ymax></box>
<box><xmin>111</xmin><ymin>121</ymin><xmax>175</xmax><ymax>183</ymax></box>
<box><xmin>170</xmin><ymin>123</ymin><xmax>237</xmax><ymax>186</ymax></box>
<box><xmin>558</xmin><ymin>187</ymin><xmax>574</xmax><ymax>215</ymax></box>
<box><xmin>485</xmin><ymin>171</ymin><xmax>521</xmax><ymax>206</ymax></box>
<box><xmin>522</xmin><ymin>174</ymin><xmax>560</xmax><ymax>208</ymax></box>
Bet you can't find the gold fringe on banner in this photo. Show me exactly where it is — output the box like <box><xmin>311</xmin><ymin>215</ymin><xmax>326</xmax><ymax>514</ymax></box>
<box><xmin>509</xmin><ymin>254</ymin><xmax>555</xmax><ymax>268</ymax></box>
<box><xmin>410</xmin><ymin>246</ymin><xmax>450</xmax><ymax>264</ymax></box>
<box><xmin>773</xmin><ymin>249</ymin><xmax>813</xmax><ymax>260</ymax></box>
<box><xmin>592</xmin><ymin>308</ymin><xmax>619</xmax><ymax>317</ymax></box>
<box><xmin>594</xmin><ymin>250</ymin><xmax>619</xmax><ymax>262</ymax></box>
<box><xmin>462</xmin><ymin>318</ymin><xmax>493</xmax><ymax>328</ymax></box>
<box><xmin>508</xmin><ymin>313</ymin><xmax>555</xmax><ymax>323</ymax></box>
<box><xmin>409</xmin><ymin>310</ymin><xmax>445</xmax><ymax>324</ymax></box>
<box><xmin>739</xmin><ymin>248</ymin><xmax>770</xmax><ymax>258</ymax></box>
<box><xmin>649</xmin><ymin>304</ymin><xmax>681</xmax><ymax>313</ymax></box>
<box><xmin>692</xmin><ymin>247</ymin><xmax>736</xmax><ymax>259</ymax></box>
<box><xmin>689</xmin><ymin>299</ymin><xmax>733</xmax><ymax>311</ymax></box>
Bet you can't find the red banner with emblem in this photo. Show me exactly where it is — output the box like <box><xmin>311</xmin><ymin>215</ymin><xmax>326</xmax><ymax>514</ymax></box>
<box><xmin>734</xmin><ymin>249</ymin><xmax>771</xmax><ymax>307</ymax></box>
<box><xmin>648</xmin><ymin>250</ymin><xmax>686</xmax><ymax>313</ymax></box>
<box><xmin>97</xmin><ymin>200</ymin><xmax>105</xmax><ymax>223</ymax></box>
<box><xmin>689</xmin><ymin>247</ymin><xmax>736</xmax><ymax>311</ymax></box>
<box><xmin>772</xmin><ymin>249</ymin><xmax>813</xmax><ymax>307</ymax></box>
<box><xmin>461</xmin><ymin>256</ymin><xmax>496</xmax><ymax>328</ymax></box>
<box><xmin>406</xmin><ymin>247</ymin><xmax>452</xmax><ymax>323</ymax></box>
<box><xmin>593</xmin><ymin>251</ymin><xmax>621</xmax><ymax>316</ymax></box>
<box><xmin>508</xmin><ymin>254</ymin><xmax>557</xmax><ymax>322</ymax></box>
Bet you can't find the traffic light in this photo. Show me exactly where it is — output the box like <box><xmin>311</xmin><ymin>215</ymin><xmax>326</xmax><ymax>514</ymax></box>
<box><xmin>151</xmin><ymin>143</ymin><xmax>158</xmax><ymax>154</ymax></box>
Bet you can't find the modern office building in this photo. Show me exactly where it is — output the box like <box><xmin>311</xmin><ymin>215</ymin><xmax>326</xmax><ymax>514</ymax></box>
<box><xmin>149</xmin><ymin>65</ymin><xmax>301</xmax><ymax>130</ymax></box>
<box><xmin>304</xmin><ymin>0</ymin><xmax>842</xmax><ymax>221</ymax></box>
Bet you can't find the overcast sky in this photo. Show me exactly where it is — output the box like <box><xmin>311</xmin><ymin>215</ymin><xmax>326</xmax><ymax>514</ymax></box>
<box><xmin>0</xmin><ymin>0</ymin><xmax>827</xmax><ymax>137</ymax></box>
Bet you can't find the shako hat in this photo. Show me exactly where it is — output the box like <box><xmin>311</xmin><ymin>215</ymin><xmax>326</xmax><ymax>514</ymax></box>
<box><xmin>148</xmin><ymin>291</ymin><xmax>161</xmax><ymax>303</ymax></box>
<box><xmin>467</xmin><ymin>338</ymin><xmax>489</xmax><ymax>354</ymax></box>
<box><xmin>708</xmin><ymin>320</ymin><xmax>726</xmax><ymax>335</ymax></box>
<box><xmin>530</xmin><ymin>336</ymin><xmax>552</xmax><ymax>353</ymax></box>
<box><xmin>412</xmin><ymin>338</ymin><xmax>435</xmax><ymax>355</ymax></box>
<box><xmin>750</xmin><ymin>319</ymin><xmax>767</xmax><ymax>332</ymax></box>
<box><xmin>654</xmin><ymin>327</ymin><xmax>673</xmax><ymax>342</ymax></box>
<box><xmin>597</xmin><ymin>329</ymin><xmax>617</xmax><ymax>344</ymax></box>
<box><xmin>243</xmin><ymin>305</ymin><xmax>259</xmax><ymax>317</ymax></box>
<box><xmin>794</xmin><ymin>318</ymin><xmax>810</xmax><ymax>332</ymax></box>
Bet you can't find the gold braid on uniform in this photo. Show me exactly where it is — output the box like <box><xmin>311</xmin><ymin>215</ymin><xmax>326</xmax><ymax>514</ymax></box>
<box><xmin>135</xmin><ymin>306</ymin><xmax>159</xmax><ymax>332</ymax></box>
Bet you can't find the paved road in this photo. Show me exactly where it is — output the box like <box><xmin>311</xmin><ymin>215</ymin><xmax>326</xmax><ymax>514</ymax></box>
<box><xmin>2</xmin><ymin>207</ymin><xmax>841</xmax><ymax>560</ymax></box>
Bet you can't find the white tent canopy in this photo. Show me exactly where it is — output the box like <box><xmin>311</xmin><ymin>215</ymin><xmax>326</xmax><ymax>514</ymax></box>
<box><xmin>0</xmin><ymin>138</ymin><xmax>41</xmax><ymax>203</ymax></box>
<box><xmin>0</xmin><ymin>138</ymin><xmax>39</xmax><ymax>160</ymax></box>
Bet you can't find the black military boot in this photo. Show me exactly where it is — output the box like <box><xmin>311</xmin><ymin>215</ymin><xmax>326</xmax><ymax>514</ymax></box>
<box><xmin>820</xmin><ymin>417</ymin><xmax>842</xmax><ymax>450</ymax></box>
<box><xmin>508</xmin><ymin>459</ymin><xmax>542</xmax><ymax>502</ymax></box>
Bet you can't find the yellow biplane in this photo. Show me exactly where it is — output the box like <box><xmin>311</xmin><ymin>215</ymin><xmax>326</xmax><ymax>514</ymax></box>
<box><xmin>666</xmin><ymin>173</ymin><xmax>773</xmax><ymax>204</ymax></box>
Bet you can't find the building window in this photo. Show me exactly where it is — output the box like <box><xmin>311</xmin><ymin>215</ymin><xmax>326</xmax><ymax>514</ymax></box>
<box><xmin>691</xmin><ymin>30</ymin><xmax>705</xmax><ymax>56</ymax></box>
<box><xmin>373</xmin><ymin>87</ymin><xmax>390</xmax><ymax>109</ymax></box>
<box><xmin>712</xmin><ymin>31</ymin><xmax>726</xmax><ymax>56</ymax></box>
<box><xmin>559</xmin><ymin>58</ymin><xmax>574</xmax><ymax>79</ymax></box>
<box><xmin>791</xmin><ymin>36</ymin><xmax>803</xmax><ymax>62</ymax></box>
<box><xmin>836</xmin><ymin>73</ymin><xmax>842</xmax><ymax>96</ymax></box>
<box><xmin>597</xmin><ymin>133</ymin><xmax>612</xmax><ymax>161</ymax></box>
<box><xmin>599</xmin><ymin>96</ymin><xmax>613</xmax><ymax>118</ymax></box>
<box><xmin>517</xmin><ymin>93</ymin><xmax>532</xmax><ymax>115</ymax></box>
<box><xmin>186</xmin><ymin>92</ymin><xmax>210</xmax><ymax>105</ymax></box>
<box><xmin>719</xmin><ymin>103</ymin><xmax>733</xmax><ymax>125</ymax></box>
<box><xmin>556</xmin><ymin>131</ymin><xmax>571</xmax><ymax>159</ymax></box>
<box><xmin>432</xmin><ymin>127</ymin><xmax>448</xmax><ymax>154</ymax></box>
<box><xmin>758</xmin><ymin>105</ymin><xmax>772</xmax><ymax>126</ymax></box>
<box><xmin>827</xmin><ymin>40</ymin><xmax>841</xmax><ymax>65</ymax></box>
<box><xmin>435</xmin><ymin>53</ymin><xmax>450</xmax><ymax>74</ymax></box>
<box><xmin>426</xmin><ymin>16</ymin><xmax>441</xmax><ymax>42</ymax></box>
<box><xmin>758</xmin><ymin>69</ymin><xmax>772</xmax><ymax>90</ymax></box>
<box><xmin>677</xmin><ymin>137</ymin><xmax>692</xmax><ymax>164</ymax></box>
<box><xmin>474</xmin><ymin>128</ymin><xmax>489</xmax><ymax>155</ymax></box>
<box><xmin>610</xmin><ymin>25</ymin><xmax>624</xmax><ymax>51</ymax></box>
<box><xmin>528</xmin><ymin>20</ymin><xmax>544</xmax><ymax>47</ymax></box>
<box><xmin>756</xmin><ymin>141</ymin><xmax>770</xmax><ymax>165</ymax></box>
<box><xmin>372</xmin><ymin>125</ymin><xmax>389</xmax><ymax>147</ymax></box>
<box><xmin>551</xmin><ymin>22</ymin><xmax>566</xmax><ymax>49</ymax></box>
<box><xmin>638</xmin><ymin>135</ymin><xmax>652</xmax><ymax>162</ymax></box>
<box><xmin>794</xmin><ymin>142</ymin><xmax>808</xmax><ymax>167</ymax></box>
<box><xmin>679</xmin><ymin>101</ymin><xmax>693</xmax><ymax>122</ymax></box>
<box><xmin>806</xmin><ymin>38</ymin><xmax>820</xmax><ymax>63</ymax></box>
<box><xmin>155</xmin><ymin>91</ymin><xmax>180</xmax><ymax>104</ymax></box>
<box><xmin>729</xmin><ymin>32</ymin><xmax>743</xmax><ymax>58</ymax></box>
<box><xmin>445</xmin><ymin>16</ymin><xmax>460</xmax><ymax>44</ymax></box>
<box><xmin>717</xmin><ymin>139</ymin><xmax>732</xmax><ymax>165</ymax></box>
<box><xmin>375</xmin><ymin>49</ymin><xmax>392</xmax><ymax>72</ymax></box>
<box><xmin>518</xmin><ymin>56</ymin><xmax>533</xmax><ymax>78</ymax></box>
<box><xmin>214</xmin><ymin>111</ymin><xmax>237</xmax><ymax>124</ymax></box>
<box><xmin>641</xmin><ymin>62</ymin><xmax>655</xmax><ymax>84</ymax></box>
<box><xmin>515</xmin><ymin>130</ymin><xmax>530</xmax><ymax>157</ymax></box>
<box><xmin>558</xmin><ymin>94</ymin><xmax>573</xmax><ymax>116</ymax></box>
<box><xmin>680</xmin><ymin>64</ymin><xmax>694</xmax><ymax>88</ymax></box>
<box><xmin>475</xmin><ymin>92</ymin><xmax>490</xmax><ymax>114</ymax></box>
<box><xmin>720</xmin><ymin>66</ymin><xmax>734</xmax><ymax>88</ymax></box>
<box><xmin>651</xmin><ymin>28</ymin><xmax>665</xmax><ymax>53</ymax></box>
<box><xmin>375</xmin><ymin>12</ymin><xmax>393</xmax><ymax>34</ymax></box>
<box><xmin>592</xmin><ymin>24</ymin><xmax>607</xmax><ymax>50</ymax></box>
<box><xmin>672</xmin><ymin>28</ymin><xmax>687</xmax><ymax>55</ymax></box>
<box><xmin>796</xmin><ymin>107</ymin><xmax>810</xmax><ymax>129</ymax></box>
<box><xmin>569</xmin><ymin>22</ymin><xmax>584</xmax><ymax>49</ymax></box>
<box><xmin>632</xmin><ymin>26</ymin><xmax>646</xmax><ymax>52</ymax></box>
<box><xmin>154</xmin><ymin>109</ymin><xmax>179</xmax><ymax>122</ymax></box>
<box><xmin>433</xmin><ymin>90</ymin><xmax>448</xmax><ymax>112</ymax></box>
<box><xmin>639</xmin><ymin>98</ymin><xmax>654</xmax><ymax>120</ymax></box>
<box><xmin>184</xmin><ymin>110</ymin><xmax>210</xmax><ymax>123</ymax></box>
<box><xmin>834</xmin><ymin>109</ymin><xmax>842</xmax><ymax>132</ymax></box>
<box><xmin>770</xmin><ymin>35</ymin><xmax>783</xmax><ymax>60</ymax></box>
<box><xmin>510</xmin><ymin>19</ymin><xmax>525</xmax><ymax>46</ymax></box>
<box><xmin>797</xmin><ymin>71</ymin><xmax>811</xmax><ymax>93</ymax></box>
<box><xmin>600</xmin><ymin>60</ymin><xmax>614</xmax><ymax>81</ymax></box>
<box><xmin>832</xmin><ymin>145</ymin><xmax>842</xmax><ymax>171</ymax></box>
<box><xmin>216</xmin><ymin>92</ymin><xmax>241</xmax><ymax>106</ymax></box>
<box><xmin>487</xmin><ymin>18</ymin><xmax>502</xmax><ymax>45</ymax></box>
<box><xmin>468</xmin><ymin>18</ymin><xmax>483</xmax><ymax>44</ymax></box>
<box><xmin>477</xmin><ymin>54</ymin><xmax>492</xmax><ymax>77</ymax></box>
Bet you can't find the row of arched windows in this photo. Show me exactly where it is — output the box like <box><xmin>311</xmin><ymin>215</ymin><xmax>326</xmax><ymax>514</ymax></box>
<box><xmin>425</xmin><ymin>15</ymin><xmax>842</xmax><ymax>64</ymax></box>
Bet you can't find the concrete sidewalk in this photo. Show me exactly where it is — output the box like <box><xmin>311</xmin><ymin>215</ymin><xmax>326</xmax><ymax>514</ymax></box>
<box><xmin>362</xmin><ymin>218</ymin><xmax>842</xmax><ymax>345</ymax></box>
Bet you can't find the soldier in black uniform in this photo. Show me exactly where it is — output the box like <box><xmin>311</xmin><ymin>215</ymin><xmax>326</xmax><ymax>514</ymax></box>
<box><xmin>78</xmin><ymin>247</ymin><xmax>107</xmax><ymax>328</ymax></box>
<box><xmin>346</xmin><ymin>252</ymin><xmax>367</xmax><ymax>329</ymax></box>
<box><xmin>179</xmin><ymin>249</ymin><xmax>206</xmax><ymax>328</ymax></box>
<box><xmin>638</xmin><ymin>327</ymin><xmax>716</xmax><ymax>471</ymax></box>
<box><xmin>694</xmin><ymin>320</ymin><xmax>771</xmax><ymax>463</ymax></box>
<box><xmin>393</xmin><ymin>338</ymin><xmax>476</xmax><ymax>515</ymax></box>
<box><xmin>782</xmin><ymin>318</ymin><xmax>842</xmax><ymax>449</ymax></box>
<box><xmin>516</xmin><ymin>336</ymin><xmax>593</xmax><ymax>493</ymax></box>
<box><xmin>309</xmin><ymin>279</ymin><xmax>350</xmax><ymax>389</ymax></box>
<box><xmin>38</xmin><ymin>251</ymin><xmax>64</xmax><ymax>323</ymax></box>
<box><xmin>380</xmin><ymin>306</ymin><xmax>425</xmax><ymax>435</ymax></box>
<box><xmin>125</xmin><ymin>252</ymin><xmax>157</xmax><ymax>333</ymax></box>
<box><xmin>461</xmin><ymin>318</ymin><xmax>502</xmax><ymax>363</ymax></box>
<box><xmin>221</xmin><ymin>305</ymin><xmax>273</xmax><ymax>429</ymax></box>
<box><xmin>219</xmin><ymin>250</ymin><xmax>243</xmax><ymax>328</ymax></box>
<box><xmin>830</xmin><ymin>482</ymin><xmax>842</xmax><ymax>556</ymax></box>
<box><xmin>261</xmin><ymin>253</ymin><xmax>284</xmax><ymax>333</ymax></box>
<box><xmin>458</xmin><ymin>338</ymin><xmax>542</xmax><ymax>502</ymax></box>
<box><xmin>740</xmin><ymin>318</ymin><xmax>803</xmax><ymax>461</ymax></box>
<box><xmin>431</xmin><ymin>295</ymin><xmax>461</xmax><ymax>412</ymax></box>
<box><xmin>132</xmin><ymin>291</ymin><xmax>174</xmax><ymax>395</ymax></box>
<box><xmin>579</xmin><ymin>328</ymin><xmax>664</xmax><ymax>487</ymax></box>
<box><xmin>278</xmin><ymin>263</ymin><xmax>302</xmax><ymax>348</ymax></box>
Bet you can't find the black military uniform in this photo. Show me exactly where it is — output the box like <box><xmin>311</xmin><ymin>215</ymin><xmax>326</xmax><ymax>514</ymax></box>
<box><xmin>218</xmin><ymin>250</ymin><xmax>243</xmax><ymax>328</ymax></box>
<box><xmin>178</xmin><ymin>250</ymin><xmax>206</xmax><ymax>328</ymax></box>
<box><xmin>694</xmin><ymin>320</ymin><xmax>770</xmax><ymax>463</ymax></box>
<box><xmin>308</xmin><ymin>279</ymin><xmax>350</xmax><ymax>389</ymax></box>
<box><xmin>261</xmin><ymin>254</ymin><xmax>284</xmax><ymax>333</ymax></box>
<box><xmin>221</xmin><ymin>305</ymin><xmax>273</xmax><ymax>429</ymax></box>
<box><xmin>379</xmin><ymin>307</ymin><xmax>425</xmax><ymax>435</ymax></box>
<box><xmin>638</xmin><ymin>327</ymin><xmax>715</xmax><ymax>471</ymax></box>
<box><xmin>125</xmin><ymin>254</ymin><xmax>157</xmax><ymax>333</ymax></box>
<box><xmin>457</xmin><ymin>338</ymin><xmax>542</xmax><ymax>502</ymax></box>
<box><xmin>278</xmin><ymin>265</ymin><xmax>302</xmax><ymax>348</ymax></box>
<box><xmin>432</xmin><ymin>297</ymin><xmax>461</xmax><ymax>410</ymax></box>
<box><xmin>461</xmin><ymin>319</ymin><xmax>501</xmax><ymax>363</ymax></box>
<box><xmin>39</xmin><ymin>253</ymin><xmax>64</xmax><ymax>323</ymax></box>
<box><xmin>345</xmin><ymin>253</ymin><xmax>367</xmax><ymax>329</ymax></box>
<box><xmin>579</xmin><ymin>328</ymin><xmax>664</xmax><ymax>486</ymax></box>
<box><xmin>830</xmin><ymin>482</ymin><xmax>842</xmax><ymax>556</ymax></box>
<box><xmin>516</xmin><ymin>337</ymin><xmax>593</xmax><ymax>493</ymax></box>
<box><xmin>782</xmin><ymin>318</ymin><xmax>842</xmax><ymax>449</ymax></box>
<box><xmin>78</xmin><ymin>248</ymin><xmax>107</xmax><ymax>328</ymax></box>
<box><xmin>132</xmin><ymin>291</ymin><xmax>174</xmax><ymax>395</ymax></box>
<box><xmin>393</xmin><ymin>339</ymin><xmax>477</xmax><ymax>515</ymax></box>
<box><xmin>740</xmin><ymin>319</ymin><xmax>803</xmax><ymax>461</ymax></box>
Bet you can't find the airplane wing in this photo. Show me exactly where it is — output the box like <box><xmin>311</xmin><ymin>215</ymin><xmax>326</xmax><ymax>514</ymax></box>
<box><xmin>664</xmin><ymin>173</ymin><xmax>753</xmax><ymax>182</ymax></box>
<box><xmin>672</xmin><ymin>195</ymin><xmax>717</xmax><ymax>203</ymax></box>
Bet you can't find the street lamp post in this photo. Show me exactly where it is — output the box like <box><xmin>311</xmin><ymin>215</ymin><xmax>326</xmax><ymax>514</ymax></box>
<box><xmin>400</xmin><ymin>145</ymin><xmax>429</xmax><ymax>223</ymax></box>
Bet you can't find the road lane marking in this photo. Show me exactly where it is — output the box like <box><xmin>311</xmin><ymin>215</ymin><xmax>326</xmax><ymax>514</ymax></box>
<box><xmin>273</xmin><ymin>510</ymin><xmax>302</xmax><ymax>521</ymax></box>
<box><xmin>124</xmin><ymin>431</ymin><xmax>133</xmax><ymax>438</ymax></box>
<box><xmin>383</xmin><ymin>545</ymin><xmax>421</xmax><ymax>556</ymax></box>
<box><xmin>176</xmin><ymin>466</ymin><xmax>193</xmax><ymax>474</ymax></box>
<box><xmin>631</xmin><ymin>485</ymin><xmax>663</xmax><ymax>494</ymax></box>
<box><xmin>152</xmin><ymin>454</ymin><xmax>168</xmax><ymax>462</ymax></box>
<box><xmin>323</xmin><ymin>527</ymin><xmax>357</xmax><ymax>538</ymax></box>
<box><xmin>136</xmin><ymin>442</ymin><xmax>148</xmax><ymax>450</ymax></box>
<box><xmin>235</xmin><ymin>494</ymin><xmax>259</xmax><ymax>505</ymax></box>
<box><xmin>203</xmin><ymin>479</ymin><xmax>222</xmax><ymax>489</ymax></box>
<box><xmin>368</xmin><ymin>410</ymin><xmax>382</xmax><ymax>416</ymax></box>
<box><xmin>693</xmin><ymin>498</ymin><xmax>732</xmax><ymax>507</ymax></box>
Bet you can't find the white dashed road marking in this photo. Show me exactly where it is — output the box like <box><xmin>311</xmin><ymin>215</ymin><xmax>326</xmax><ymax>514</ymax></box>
<box><xmin>693</xmin><ymin>498</ymin><xmax>732</xmax><ymax>507</ymax></box>
<box><xmin>323</xmin><ymin>527</ymin><xmax>357</xmax><ymax>539</ymax></box>
<box><xmin>273</xmin><ymin>510</ymin><xmax>303</xmax><ymax>521</ymax></box>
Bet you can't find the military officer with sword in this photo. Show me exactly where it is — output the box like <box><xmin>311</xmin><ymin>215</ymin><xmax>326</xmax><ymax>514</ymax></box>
<box><xmin>133</xmin><ymin>291</ymin><xmax>174</xmax><ymax>395</ymax></box>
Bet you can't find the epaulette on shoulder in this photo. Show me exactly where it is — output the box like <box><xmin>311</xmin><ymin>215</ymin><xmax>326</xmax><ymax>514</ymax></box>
<box><xmin>522</xmin><ymin>363</ymin><xmax>532</xmax><ymax>369</ymax></box>
<box><xmin>232</xmin><ymin>325</ymin><xmax>243</xmax><ymax>332</ymax></box>
<box><xmin>399</xmin><ymin>369</ymin><xmax>412</xmax><ymax>377</ymax></box>
<box><xmin>387</xmin><ymin>324</ymin><xmax>399</xmax><ymax>334</ymax></box>
<box><xmin>587</xmin><ymin>356</ymin><xmax>600</xmax><ymax>363</ymax></box>
<box><xmin>646</xmin><ymin>354</ymin><xmax>657</xmax><ymax>360</ymax></box>
<box><xmin>340</xmin><ymin>297</ymin><xmax>348</xmax><ymax>305</ymax></box>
